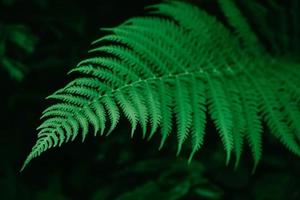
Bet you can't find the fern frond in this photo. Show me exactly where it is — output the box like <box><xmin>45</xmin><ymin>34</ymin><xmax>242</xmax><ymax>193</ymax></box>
<box><xmin>206</xmin><ymin>74</ymin><xmax>233</xmax><ymax>164</ymax></box>
<box><xmin>226</xmin><ymin>79</ymin><xmax>246</xmax><ymax>168</ymax></box>
<box><xmin>157</xmin><ymin>80</ymin><xmax>172</xmax><ymax>149</ymax></box>
<box><xmin>174</xmin><ymin>76</ymin><xmax>192</xmax><ymax>155</ymax></box>
<box><xmin>218</xmin><ymin>0</ymin><xmax>263</xmax><ymax>54</ymax></box>
<box><xmin>249</xmin><ymin>70</ymin><xmax>300</xmax><ymax>156</ymax></box>
<box><xmin>115</xmin><ymin>89</ymin><xmax>138</xmax><ymax>137</ymax></box>
<box><xmin>102</xmin><ymin>95</ymin><xmax>120</xmax><ymax>135</ymax></box>
<box><xmin>238</xmin><ymin>77</ymin><xmax>263</xmax><ymax>169</ymax></box>
<box><xmin>188</xmin><ymin>76</ymin><xmax>206</xmax><ymax>162</ymax></box>
<box><xmin>21</xmin><ymin>1</ymin><xmax>300</xmax><ymax>171</ymax></box>
<box><xmin>143</xmin><ymin>81</ymin><xmax>161</xmax><ymax>139</ymax></box>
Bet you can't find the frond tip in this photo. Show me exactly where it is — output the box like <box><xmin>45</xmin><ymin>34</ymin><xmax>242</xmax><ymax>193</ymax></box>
<box><xmin>21</xmin><ymin>1</ymin><xmax>300</xmax><ymax>171</ymax></box>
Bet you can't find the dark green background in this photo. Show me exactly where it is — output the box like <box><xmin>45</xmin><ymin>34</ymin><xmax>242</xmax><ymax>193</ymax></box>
<box><xmin>1</xmin><ymin>0</ymin><xmax>300</xmax><ymax>199</ymax></box>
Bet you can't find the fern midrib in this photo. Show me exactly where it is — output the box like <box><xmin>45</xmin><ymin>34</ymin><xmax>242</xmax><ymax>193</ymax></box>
<box><xmin>46</xmin><ymin>57</ymin><xmax>254</xmax><ymax>140</ymax></box>
<box><xmin>33</xmin><ymin>66</ymin><xmax>236</xmax><ymax>161</ymax></box>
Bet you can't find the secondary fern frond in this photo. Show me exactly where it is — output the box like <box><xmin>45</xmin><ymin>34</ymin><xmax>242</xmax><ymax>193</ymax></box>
<box><xmin>21</xmin><ymin>1</ymin><xmax>300</xmax><ymax>171</ymax></box>
<box><xmin>218</xmin><ymin>0</ymin><xmax>263</xmax><ymax>54</ymax></box>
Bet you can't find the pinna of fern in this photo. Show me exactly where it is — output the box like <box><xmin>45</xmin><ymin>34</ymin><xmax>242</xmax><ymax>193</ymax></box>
<box><xmin>21</xmin><ymin>0</ymin><xmax>300</xmax><ymax>171</ymax></box>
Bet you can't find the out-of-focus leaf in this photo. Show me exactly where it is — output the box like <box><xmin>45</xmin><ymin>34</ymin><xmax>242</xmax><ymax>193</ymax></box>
<box><xmin>0</xmin><ymin>24</ymin><xmax>38</xmax><ymax>81</ymax></box>
<box><xmin>194</xmin><ymin>183</ymin><xmax>223</xmax><ymax>200</ymax></box>
<box><xmin>91</xmin><ymin>186</ymin><xmax>112</xmax><ymax>200</ymax></box>
<box><xmin>116</xmin><ymin>181</ymin><xmax>160</xmax><ymax>200</ymax></box>
<box><xmin>1</xmin><ymin>57</ymin><xmax>25</xmax><ymax>81</ymax></box>
<box><xmin>7</xmin><ymin>25</ymin><xmax>38</xmax><ymax>54</ymax></box>
<box><xmin>165</xmin><ymin>180</ymin><xmax>190</xmax><ymax>200</ymax></box>
<box><xmin>116</xmin><ymin>180</ymin><xmax>190</xmax><ymax>200</ymax></box>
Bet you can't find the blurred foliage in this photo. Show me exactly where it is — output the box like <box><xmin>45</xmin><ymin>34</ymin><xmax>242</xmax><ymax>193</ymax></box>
<box><xmin>91</xmin><ymin>159</ymin><xmax>221</xmax><ymax>200</ymax></box>
<box><xmin>239</xmin><ymin>0</ymin><xmax>300</xmax><ymax>59</ymax></box>
<box><xmin>0</xmin><ymin>23</ymin><xmax>38</xmax><ymax>81</ymax></box>
<box><xmin>0</xmin><ymin>0</ymin><xmax>300</xmax><ymax>200</ymax></box>
<box><xmin>0</xmin><ymin>0</ymin><xmax>38</xmax><ymax>81</ymax></box>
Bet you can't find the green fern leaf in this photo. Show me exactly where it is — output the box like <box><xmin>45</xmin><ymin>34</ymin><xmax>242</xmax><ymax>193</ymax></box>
<box><xmin>206</xmin><ymin>75</ymin><xmax>233</xmax><ymax>164</ymax></box>
<box><xmin>188</xmin><ymin>76</ymin><xmax>206</xmax><ymax>162</ymax></box>
<box><xmin>21</xmin><ymin>1</ymin><xmax>300</xmax><ymax>172</ymax></box>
